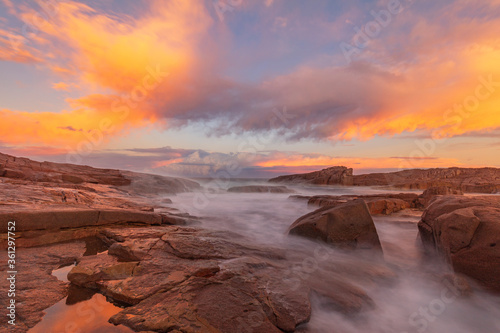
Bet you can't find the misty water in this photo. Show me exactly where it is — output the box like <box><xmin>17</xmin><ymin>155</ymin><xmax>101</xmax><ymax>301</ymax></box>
<box><xmin>170</xmin><ymin>182</ymin><xmax>500</xmax><ymax>333</ymax></box>
<box><xmin>31</xmin><ymin>182</ymin><xmax>500</xmax><ymax>332</ymax></box>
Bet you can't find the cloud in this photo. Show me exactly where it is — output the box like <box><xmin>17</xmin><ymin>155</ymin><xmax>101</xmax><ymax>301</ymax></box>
<box><xmin>52</xmin><ymin>82</ymin><xmax>79</xmax><ymax>91</ymax></box>
<box><xmin>53</xmin><ymin>147</ymin><xmax>463</xmax><ymax>177</ymax></box>
<box><xmin>0</xmin><ymin>28</ymin><xmax>42</xmax><ymax>63</ymax></box>
<box><xmin>0</xmin><ymin>0</ymin><xmax>499</xmax><ymax>150</ymax></box>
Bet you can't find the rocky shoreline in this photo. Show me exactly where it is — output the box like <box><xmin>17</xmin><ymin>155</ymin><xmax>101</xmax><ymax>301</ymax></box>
<box><xmin>269</xmin><ymin>166</ymin><xmax>500</xmax><ymax>194</ymax></box>
<box><xmin>1</xmin><ymin>153</ymin><xmax>499</xmax><ymax>332</ymax></box>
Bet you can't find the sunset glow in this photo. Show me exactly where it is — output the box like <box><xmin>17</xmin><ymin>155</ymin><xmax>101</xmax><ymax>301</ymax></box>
<box><xmin>1</xmin><ymin>0</ymin><xmax>499</xmax><ymax>176</ymax></box>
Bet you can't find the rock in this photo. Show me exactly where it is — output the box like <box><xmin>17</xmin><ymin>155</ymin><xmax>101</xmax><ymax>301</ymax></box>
<box><xmin>121</xmin><ymin>171</ymin><xmax>201</xmax><ymax>194</ymax></box>
<box><xmin>0</xmin><ymin>152</ymin><xmax>131</xmax><ymax>186</ymax></box>
<box><xmin>109</xmin><ymin>277</ymin><xmax>283</xmax><ymax>333</ymax></box>
<box><xmin>418</xmin><ymin>196</ymin><xmax>500</xmax><ymax>292</ymax></box>
<box><xmin>62</xmin><ymin>225</ymin><xmax>388</xmax><ymax>332</ymax></box>
<box><xmin>0</xmin><ymin>242</ymin><xmax>86</xmax><ymax>331</ymax></box>
<box><xmin>108</xmin><ymin>238</ymin><xmax>159</xmax><ymax>261</ymax></box>
<box><xmin>418</xmin><ymin>186</ymin><xmax>464</xmax><ymax>207</ymax></box>
<box><xmin>269</xmin><ymin>166</ymin><xmax>354</xmax><ymax>185</ymax></box>
<box><xmin>227</xmin><ymin>185</ymin><xmax>295</xmax><ymax>193</ymax></box>
<box><xmin>353</xmin><ymin>167</ymin><xmax>500</xmax><ymax>193</ymax></box>
<box><xmin>303</xmin><ymin>193</ymin><xmax>419</xmax><ymax>215</ymax></box>
<box><xmin>0</xmin><ymin>152</ymin><xmax>200</xmax><ymax>192</ymax></box>
<box><xmin>288</xmin><ymin>199</ymin><xmax>383</xmax><ymax>252</ymax></box>
<box><xmin>271</xmin><ymin>165</ymin><xmax>500</xmax><ymax>193</ymax></box>
<box><xmin>67</xmin><ymin>254</ymin><xmax>138</xmax><ymax>288</ymax></box>
<box><xmin>0</xmin><ymin>207</ymin><xmax>164</xmax><ymax>232</ymax></box>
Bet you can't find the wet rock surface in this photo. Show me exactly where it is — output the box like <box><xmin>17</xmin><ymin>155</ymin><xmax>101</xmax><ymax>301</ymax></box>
<box><xmin>419</xmin><ymin>196</ymin><xmax>500</xmax><ymax>293</ymax></box>
<box><xmin>55</xmin><ymin>225</ymin><xmax>393</xmax><ymax>332</ymax></box>
<box><xmin>288</xmin><ymin>199</ymin><xmax>383</xmax><ymax>252</ymax></box>
<box><xmin>2</xmin><ymin>152</ymin><xmax>499</xmax><ymax>332</ymax></box>
<box><xmin>0</xmin><ymin>242</ymin><xmax>86</xmax><ymax>332</ymax></box>
<box><xmin>271</xmin><ymin>166</ymin><xmax>500</xmax><ymax>193</ymax></box>
<box><xmin>291</xmin><ymin>193</ymin><xmax>421</xmax><ymax>215</ymax></box>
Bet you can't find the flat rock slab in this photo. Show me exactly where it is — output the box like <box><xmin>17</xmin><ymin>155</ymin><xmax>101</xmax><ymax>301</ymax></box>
<box><xmin>0</xmin><ymin>207</ymin><xmax>163</xmax><ymax>232</ymax></box>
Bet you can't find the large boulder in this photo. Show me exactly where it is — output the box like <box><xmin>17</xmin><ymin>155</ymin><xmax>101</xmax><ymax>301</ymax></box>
<box><xmin>288</xmin><ymin>199</ymin><xmax>382</xmax><ymax>252</ymax></box>
<box><xmin>418</xmin><ymin>196</ymin><xmax>500</xmax><ymax>292</ymax></box>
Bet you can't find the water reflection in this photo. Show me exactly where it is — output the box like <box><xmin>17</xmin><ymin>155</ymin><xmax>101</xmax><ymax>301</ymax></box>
<box><xmin>29</xmin><ymin>253</ymin><xmax>133</xmax><ymax>333</ymax></box>
<box><xmin>28</xmin><ymin>291</ymin><xmax>134</xmax><ymax>333</ymax></box>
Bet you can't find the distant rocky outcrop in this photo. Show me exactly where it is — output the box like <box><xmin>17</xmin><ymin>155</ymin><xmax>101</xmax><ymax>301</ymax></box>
<box><xmin>291</xmin><ymin>188</ymin><xmax>467</xmax><ymax>215</ymax></box>
<box><xmin>353</xmin><ymin>167</ymin><xmax>500</xmax><ymax>193</ymax></box>
<box><xmin>288</xmin><ymin>199</ymin><xmax>383</xmax><ymax>252</ymax></box>
<box><xmin>270</xmin><ymin>166</ymin><xmax>500</xmax><ymax>194</ymax></box>
<box><xmin>291</xmin><ymin>193</ymin><xmax>421</xmax><ymax>215</ymax></box>
<box><xmin>418</xmin><ymin>196</ymin><xmax>500</xmax><ymax>293</ymax></box>
<box><xmin>269</xmin><ymin>166</ymin><xmax>354</xmax><ymax>185</ymax></box>
<box><xmin>227</xmin><ymin>185</ymin><xmax>295</xmax><ymax>193</ymax></box>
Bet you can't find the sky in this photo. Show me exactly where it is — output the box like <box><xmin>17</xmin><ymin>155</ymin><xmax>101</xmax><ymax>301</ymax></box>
<box><xmin>0</xmin><ymin>0</ymin><xmax>499</xmax><ymax>178</ymax></box>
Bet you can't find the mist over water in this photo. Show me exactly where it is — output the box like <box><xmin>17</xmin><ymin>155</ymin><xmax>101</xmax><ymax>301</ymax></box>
<box><xmin>169</xmin><ymin>182</ymin><xmax>500</xmax><ymax>333</ymax></box>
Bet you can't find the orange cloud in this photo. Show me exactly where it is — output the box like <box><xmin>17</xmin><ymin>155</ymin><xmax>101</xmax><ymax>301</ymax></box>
<box><xmin>0</xmin><ymin>0</ymin><xmax>499</xmax><ymax>154</ymax></box>
<box><xmin>52</xmin><ymin>82</ymin><xmax>79</xmax><ymax>91</ymax></box>
<box><xmin>152</xmin><ymin>158</ymin><xmax>186</xmax><ymax>168</ymax></box>
<box><xmin>0</xmin><ymin>28</ymin><xmax>42</xmax><ymax>63</ymax></box>
<box><xmin>255</xmin><ymin>154</ymin><xmax>463</xmax><ymax>171</ymax></box>
<box><xmin>0</xmin><ymin>0</ymin><xmax>212</xmax><ymax>148</ymax></box>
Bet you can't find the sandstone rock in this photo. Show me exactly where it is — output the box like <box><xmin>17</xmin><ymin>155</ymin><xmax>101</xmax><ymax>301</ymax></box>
<box><xmin>0</xmin><ymin>152</ymin><xmax>131</xmax><ymax>186</ymax></box>
<box><xmin>271</xmin><ymin>165</ymin><xmax>500</xmax><ymax>193</ymax></box>
<box><xmin>269</xmin><ymin>166</ymin><xmax>354</xmax><ymax>185</ymax></box>
<box><xmin>418</xmin><ymin>196</ymin><xmax>500</xmax><ymax>292</ymax></box>
<box><xmin>0</xmin><ymin>207</ymin><xmax>164</xmax><ymax>232</ymax></box>
<box><xmin>0</xmin><ymin>152</ymin><xmax>201</xmax><ymax>193</ymax></box>
<box><xmin>352</xmin><ymin>167</ymin><xmax>500</xmax><ymax>193</ymax></box>
<box><xmin>288</xmin><ymin>199</ymin><xmax>383</xmax><ymax>251</ymax></box>
<box><xmin>227</xmin><ymin>185</ymin><xmax>295</xmax><ymax>193</ymax></box>
<box><xmin>303</xmin><ymin>193</ymin><xmax>418</xmax><ymax>215</ymax></box>
<box><xmin>68</xmin><ymin>254</ymin><xmax>138</xmax><ymax>288</ymax></box>
<box><xmin>121</xmin><ymin>171</ymin><xmax>201</xmax><ymax>194</ymax></box>
<box><xmin>418</xmin><ymin>186</ymin><xmax>464</xmax><ymax>207</ymax></box>
<box><xmin>0</xmin><ymin>242</ymin><xmax>86</xmax><ymax>331</ymax></box>
<box><xmin>108</xmin><ymin>238</ymin><xmax>160</xmax><ymax>261</ymax></box>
